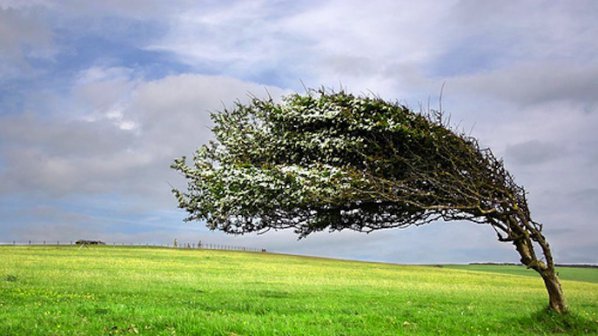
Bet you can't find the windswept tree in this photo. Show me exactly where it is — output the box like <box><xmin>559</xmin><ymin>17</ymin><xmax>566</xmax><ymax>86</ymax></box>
<box><xmin>171</xmin><ymin>89</ymin><xmax>567</xmax><ymax>313</ymax></box>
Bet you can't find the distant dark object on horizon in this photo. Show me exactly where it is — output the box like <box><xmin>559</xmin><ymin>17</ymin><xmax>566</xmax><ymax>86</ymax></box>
<box><xmin>75</xmin><ymin>240</ymin><xmax>106</xmax><ymax>245</ymax></box>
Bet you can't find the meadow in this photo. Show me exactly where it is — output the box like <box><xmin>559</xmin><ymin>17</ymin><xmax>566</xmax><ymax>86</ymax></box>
<box><xmin>0</xmin><ymin>246</ymin><xmax>597</xmax><ymax>335</ymax></box>
<box><xmin>446</xmin><ymin>264</ymin><xmax>598</xmax><ymax>284</ymax></box>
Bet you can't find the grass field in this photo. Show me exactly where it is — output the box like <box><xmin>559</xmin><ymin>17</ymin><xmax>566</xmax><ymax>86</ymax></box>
<box><xmin>445</xmin><ymin>264</ymin><xmax>598</xmax><ymax>284</ymax></box>
<box><xmin>1</xmin><ymin>246</ymin><xmax>597</xmax><ymax>335</ymax></box>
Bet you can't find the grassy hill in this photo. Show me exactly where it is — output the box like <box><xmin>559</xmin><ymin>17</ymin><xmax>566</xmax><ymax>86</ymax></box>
<box><xmin>1</xmin><ymin>246</ymin><xmax>597</xmax><ymax>335</ymax></box>
<box><xmin>446</xmin><ymin>264</ymin><xmax>598</xmax><ymax>284</ymax></box>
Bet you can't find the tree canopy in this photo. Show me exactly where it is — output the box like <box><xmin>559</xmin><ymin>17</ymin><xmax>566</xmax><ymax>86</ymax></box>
<box><xmin>171</xmin><ymin>89</ymin><xmax>567</xmax><ymax>313</ymax></box>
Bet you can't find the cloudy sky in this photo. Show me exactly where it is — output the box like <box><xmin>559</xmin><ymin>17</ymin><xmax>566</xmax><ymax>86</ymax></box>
<box><xmin>1</xmin><ymin>0</ymin><xmax>597</xmax><ymax>264</ymax></box>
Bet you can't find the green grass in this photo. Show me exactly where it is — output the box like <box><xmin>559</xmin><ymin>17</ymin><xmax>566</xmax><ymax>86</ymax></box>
<box><xmin>0</xmin><ymin>246</ymin><xmax>597</xmax><ymax>335</ymax></box>
<box><xmin>444</xmin><ymin>264</ymin><xmax>598</xmax><ymax>284</ymax></box>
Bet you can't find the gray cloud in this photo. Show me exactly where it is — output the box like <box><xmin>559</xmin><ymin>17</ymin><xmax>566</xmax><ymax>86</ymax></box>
<box><xmin>452</xmin><ymin>62</ymin><xmax>598</xmax><ymax>109</ymax></box>
<box><xmin>0</xmin><ymin>6</ymin><xmax>56</xmax><ymax>78</ymax></box>
<box><xmin>450</xmin><ymin>1</ymin><xmax>598</xmax><ymax>60</ymax></box>
<box><xmin>0</xmin><ymin>112</ymin><xmax>144</xmax><ymax>196</ymax></box>
<box><xmin>0</xmin><ymin>71</ymin><xmax>285</xmax><ymax>200</ymax></box>
<box><xmin>570</xmin><ymin>188</ymin><xmax>598</xmax><ymax>208</ymax></box>
<box><xmin>505</xmin><ymin>140</ymin><xmax>562</xmax><ymax>165</ymax></box>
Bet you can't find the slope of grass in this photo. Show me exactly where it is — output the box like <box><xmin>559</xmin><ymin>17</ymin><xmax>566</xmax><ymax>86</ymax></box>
<box><xmin>445</xmin><ymin>264</ymin><xmax>598</xmax><ymax>284</ymax></box>
<box><xmin>0</xmin><ymin>246</ymin><xmax>597</xmax><ymax>335</ymax></box>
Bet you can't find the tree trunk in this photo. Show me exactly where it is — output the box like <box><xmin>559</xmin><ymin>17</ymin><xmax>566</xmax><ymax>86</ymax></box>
<box><xmin>540</xmin><ymin>270</ymin><xmax>567</xmax><ymax>314</ymax></box>
<box><xmin>512</xmin><ymin>232</ymin><xmax>568</xmax><ymax>314</ymax></box>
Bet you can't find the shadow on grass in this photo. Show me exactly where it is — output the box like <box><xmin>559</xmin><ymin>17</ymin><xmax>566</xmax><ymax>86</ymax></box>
<box><xmin>518</xmin><ymin>308</ymin><xmax>598</xmax><ymax>335</ymax></box>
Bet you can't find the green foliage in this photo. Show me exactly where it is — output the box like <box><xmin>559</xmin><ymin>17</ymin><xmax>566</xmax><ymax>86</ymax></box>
<box><xmin>1</xmin><ymin>246</ymin><xmax>597</xmax><ymax>335</ymax></box>
<box><xmin>172</xmin><ymin>89</ymin><xmax>523</xmax><ymax>237</ymax></box>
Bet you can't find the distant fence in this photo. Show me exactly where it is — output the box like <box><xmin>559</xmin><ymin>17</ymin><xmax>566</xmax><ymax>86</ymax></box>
<box><xmin>0</xmin><ymin>240</ymin><xmax>266</xmax><ymax>253</ymax></box>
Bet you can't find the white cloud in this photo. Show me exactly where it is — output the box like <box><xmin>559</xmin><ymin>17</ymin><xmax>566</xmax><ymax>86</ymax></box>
<box><xmin>145</xmin><ymin>0</ymin><xmax>460</xmax><ymax>95</ymax></box>
<box><xmin>75</xmin><ymin>66</ymin><xmax>134</xmax><ymax>84</ymax></box>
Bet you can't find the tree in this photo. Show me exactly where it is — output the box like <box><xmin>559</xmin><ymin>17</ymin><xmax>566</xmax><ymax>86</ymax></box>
<box><xmin>171</xmin><ymin>89</ymin><xmax>567</xmax><ymax>313</ymax></box>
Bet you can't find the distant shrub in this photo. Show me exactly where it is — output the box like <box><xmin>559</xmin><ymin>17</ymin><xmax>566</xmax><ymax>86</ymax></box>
<box><xmin>75</xmin><ymin>240</ymin><xmax>106</xmax><ymax>245</ymax></box>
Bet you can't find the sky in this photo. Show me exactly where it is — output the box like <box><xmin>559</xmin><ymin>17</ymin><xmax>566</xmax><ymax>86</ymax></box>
<box><xmin>1</xmin><ymin>0</ymin><xmax>597</xmax><ymax>264</ymax></box>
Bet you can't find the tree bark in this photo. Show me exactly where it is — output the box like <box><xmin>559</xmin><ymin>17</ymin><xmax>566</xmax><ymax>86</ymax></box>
<box><xmin>512</xmin><ymin>225</ymin><xmax>568</xmax><ymax>314</ymax></box>
<box><xmin>540</xmin><ymin>270</ymin><xmax>567</xmax><ymax>314</ymax></box>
